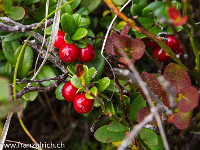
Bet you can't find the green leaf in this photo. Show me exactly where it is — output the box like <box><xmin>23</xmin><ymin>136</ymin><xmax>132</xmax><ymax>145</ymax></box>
<box><xmin>0</xmin><ymin>101</ymin><xmax>21</xmax><ymax>119</ymax></box>
<box><xmin>98</xmin><ymin>77</ymin><xmax>110</xmax><ymax>92</ymax></box>
<box><xmin>76</xmin><ymin>7</ymin><xmax>89</xmax><ymax>15</ymax></box>
<box><xmin>3</xmin><ymin>0</ymin><xmax>12</xmax><ymax>12</ymax></box>
<box><xmin>94</xmin><ymin>125</ymin><xmax>126</xmax><ymax>143</ymax></box>
<box><xmin>83</xmin><ymin>65</ymin><xmax>90</xmax><ymax>87</ymax></box>
<box><xmin>2</xmin><ymin>40</ymin><xmax>20</xmax><ymax>65</ymax></box>
<box><xmin>46</xmin><ymin>25</ymin><xmax>52</xmax><ymax>35</ymax></box>
<box><xmin>3</xmin><ymin>33</ymin><xmax>25</xmax><ymax>41</ymax></box>
<box><xmin>61</xmin><ymin>13</ymin><xmax>76</xmax><ymax>35</ymax></box>
<box><xmin>67</xmin><ymin>64</ymin><xmax>76</xmax><ymax>75</ymax></box>
<box><xmin>0</xmin><ymin>51</ymin><xmax>6</xmax><ymax>62</ymax></box>
<box><xmin>140</xmin><ymin>128</ymin><xmax>158</xmax><ymax>145</ymax></box>
<box><xmin>131</xmin><ymin>4</ymin><xmax>143</xmax><ymax>17</ymax></box>
<box><xmin>115</xmin><ymin>21</ymin><xmax>127</xmax><ymax>31</ymax></box>
<box><xmin>55</xmin><ymin>83</ymin><xmax>65</xmax><ymax>100</ymax></box>
<box><xmin>85</xmin><ymin>86</ymin><xmax>98</xmax><ymax>99</ymax></box>
<box><xmin>37</xmin><ymin>65</ymin><xmax>57</xmax><ymax>87</ymax></box>
<box><xmin>89</xmin><ymin>67</ymin><xmax>96</xmax><ymax>80</ymax></box>
<box><xmin>73</xmin><ymin>13</ymin><xmax>81</xmax><ymax>29</ymax></box>
<box><xmin>15</xmin><ymin>46</ymin><xmax>34</xmax><ymax>78</ymax></box>
<box><xmin>4</xmin><ymin>62</ymin><xmax>12</xmax><ymax>74</ymax></box>
<box><xmin>129</xmin><ymin>95</ymin><xmax>146</xmax><ymax>122</ymax></box>
<box><xmin>100</xmin><ymin>15</ymin><xmax>112</xmax><ymax>28</ymax></box>
<box><xmin>23</xmin><ymin>84</ymin><xmax>39</xmax><ymax>101</ymax></box>
<box><xmin>80</xmin><ymin>0</ymin><xmax>101</xmax><ymax>12</ymax></box>
<box><xmin>0</xmin><ymin>77</ymin><xmax>10</xmax><ymax>102</ymax></box>
<box><xmin>149</xmin><ymin>26</ymin><xmax>163</xmax><ymax>35</ymax></box>
<box><xmin>142</xmin><ymin>1</ymin><xmax>165</xmax><ymax>17</ymax></box>
<box><xmin>64</xmin><ymin>32</ymin><xmax>73</xmax><ymax>44</ymax></box>
<box><xmin>74</xmin><ymin>40</ymin><xmax>87</xmax><ymax>48</ymax></box>
<box><xmin>87</xmin><ymin>50</ymin><xmax>105</xmax><ymax>80</ymax></box>
<box><xmin>106</xmin><ymin>102</ymin><xmax>116</xmax><ymax>115</ymax></box>
<box><xmin>79</xmin><ymin>15</ymin><xmax>90</xmax><ymax>28</ymax></box>
<box><xmin>138</xmin><ymin>17</ymin><xmax>154</xmax><ymax>29</ymax></box>
<box><xmin>71</xmin><ymin>75</ymin><xmax>82</xmax><ymax>88</ymax></box>
<box><xmin>7</xmin><ymin>7</ymin><xmax>25</xmax><ymax>20</ymax></box>
<box><xmin>172</xmin><ymin>0</ymin><xmax>182</xmax><ymax>10</ymax></box>
<box><xmin>61</xmin><ymin>0</ymin><xmax>73</xmax><ymax>16</ymax></box>
<box><xmin>71</xmin><ymin>28</ymin><xmax>88</xmax><ymax>41</ymax></box>
<box><xmin>24</xmin><ymin>0</ymin><xmax>41</xmax><ymax>5</ymax></box>
<box><xmin>112</xmin><ymin>0</ymin><xmax>127</xmax><ymax>6</ymax></box>
<box><xmin>106</xmin><ymin>80</ymin><xmax>131</xmax><ymax>93</ymax></box>
<box><xmin>71</xmin><ymin>0</ymin><xmax>81</xmax><ymax>10</ymax></box>
<box><xmin>148</xmin><ymin>135</ymin><xmax>164</xmax><ymax>150</ymax></box>
<box><xmin>107</xmin><ymin>120</ymin><xmax>129</xmax><ymax>132</ymax></box>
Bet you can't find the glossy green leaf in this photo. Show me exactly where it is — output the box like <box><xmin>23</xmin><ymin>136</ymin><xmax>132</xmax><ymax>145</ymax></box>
<box><xmin>24</xmin><ymin>0</ymin><xmax>41</xmax><ymax>5</ymax></box>
<box><xmin>15</xmin><ymin>46</ymin><xmax>34</xmax><ymax>78</ymax></box>
<box><xmin>79</xmin><ymin>15</ymin><xmax>90</xmax><ymax>28</ymax></box>
<box><xmin>7</xmin><ymin>7</ymin><xmax>25</xmax><ymax>20</ymax></box>
<box><xmin>3</xmin><ymin>0</ymin><xmax>12</xmax><ymax>12</ymax></box>
<box><xmin>61</xmin><ymin>13</ymin><xmax>76</xmax><ymax>35</ymax></box>
<box><xmin>106</xmin><ymin>102</ymin><xmax>116</xmax><ymax>115</ymax></box>
<box><xmin>83</xmin><ymin>65</ymin><xmax>90</xmax><ymax>87</ymax></box>
<box><xmin>64</xmin><ymin>32</ymin><xmax>73</xmax><ymax>44</ymax></box>
<box><xmin>129</xmin><ymin>95</ymin><xmax>146</xmax><ymax>122</ymax></box>
<box><xmin>94</xmin><ymin>125</ymin><xmax>126</xmax><ymax>143</ymax></box>
<box><xmin>85</xmin><ymin>86</ymin><xmax>98</xmax><ymax>99</ymax></box>
<box><xmin>100</xmin><ymin>15</ymin><xmax>112</xmax><ymax>28</ymax></box>
<box><xmin>23</xmin><ymin>84</ymin><xmax>39</xmax><ymax>101</ymax></box>
<box><xmin>71</xmin><ymin>28</ymin><xmax>88</xmax><ymax>41</ymax></box>
<box><xmin>138</xmin><ymin>17</ymin><xmax>154</xmax><ymax>29</ymax></box>
<box><xmin>55</xmin><ymin>83</ymin><xmax>65</xmax><ymax>100</ymax></box>
<box><xmin>71</xmin><ymin>75</ymin><xmax>82</xmax><ymax>88</ymax></box>
<box><xmin>142</xmin><ymin>1</ymin><xmax>165</xmax><ymax>16</ymax></box>
<box><xmin>140</xmin><ymin>128</ymin><xmax>158</xmax><ymax>145</ymax></box>
<box><xmin>107</xmin><ymin>120</ymin><xmax>129</xmax><ymax>132</ymax></box>
<box><xmin>131</xmin><ymin>4</ymin><xmax>143</xmax><ymax>17</ymax></box>
<box><xmin>148</xmin><ymin>135</ymin><xmax>164</xmax><ymax>150</ymax></box>
<box><xmin>67</xmin><ymin>64</ymin><xmax>76</xmax><ymax>75</ymax></box>
<box><xmin>76</xmin><ymin>7</ymin><xmax>89</xmax><ymax>15</ymax></box>
<box><xmin>89</xmin><ymin>67</ymin><xmax>96</xmax><ymax>80</ymax></box>
<box><xmin>3</xmin><ymin>62</ymin><xmax>12</xmax><ymax>74</ymax></box>
<box><xmin>46</xmin><ymin>25</ymin><xmax>52</xmax><ymax>35</ymax></box>
<box><xmin>98</xmin><ymin>77</ymin><xmax>110</xmax><ymax>92</ymax></box>
<box><xmin>87</xmin><ymin>50</ymin><xmax>105</xmax><ymax>80</ymax></box>
<box><xmin>80</xmin><ymin>0</ymin><xmax>101</xmax><ymax>12</ymax></box>
<box><xmin>74</xmin><ymin>40</ymin><xmax>87</xmax><ymax>48</ymax></box>
<box><xmin>73</xmin><ymin>13</ymin><xmax>81</xmax><ymax>29</ymax></box>
<box><xmin>37</xmin><ymin>65</ymin><xmax>57</xmax><ymax>87</ymax></box>
<box><xmin>61</xmin><ymin>0</ymin><xmax>73</xmax><ymax>16</ymax></box>
<box><xmin>71</xmin><ymin>0</ymin><xmax>81</xmax><ymax>10</ymax></box>
<box><xmin>115</xmin><ymin>21</ymin><xmax>127</xmax><ymax>31</ymax></box>
<box><xmin>0</xmin><ymin>77</ymin><xmax>10</xmax><ymax>102</ymax></box>
<box><xmin>3</xmin><ymin>33</ymin><xmax>25</xmax><ymax>41</ymax></box>
<box><xmin>112</xmin><ymin>0</ymin><xmax>127</xmax><ymax>6</ymax></box>
<box><xmin>2</xmin><ymin>40</ymin><xmax>20</xmax><ymax>65</ymax></box>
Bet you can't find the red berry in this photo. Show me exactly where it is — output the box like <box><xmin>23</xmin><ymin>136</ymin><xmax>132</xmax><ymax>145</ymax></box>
<box><xmin>62</xmin><ymin>81</ymin><xmax>78</xmax><ymax>102</ymax></box>
<box><xmin>145</xmin><ymin>40</ymin><xmax>159</xmax><ymax>48</ymax></box>
<box><xmin>73</xmin><ymin>94</ymin><xmax>94</xmax><ymax>114</ymax></box>
<box><xmin>59</xmin><ymin>43</ymin><xmax>79</xmax><ymax>63</ymax></box>
<box><xmin>54</xmin><ymin>31</ymin><xmax>66</xmax><ymax>49</ymax></box>
<box><xmin>79</xmin><ymin>44</ymin><xmax>95</xmax><ymax>62</ymax></box>
<box><xmin>153</xmin><ymin>48</ymin><xmax>170</xmax><ymax>62</ymax></box>
<box><xmin>173</xmin><ymin>45</ymin><xmax>184</xmax><ymax>54</ymax></box>
<box><xmin>165</xmin><ymin>35</ymin><xmax>180</xmax><ymax>50</ymax></box>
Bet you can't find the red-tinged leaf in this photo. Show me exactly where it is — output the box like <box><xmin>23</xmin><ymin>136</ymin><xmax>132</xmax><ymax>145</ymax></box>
<box><xmin>168</xmin><ymin>7</ymin><xmax>187</xmax><ymax>26</ymax></box>
<box><xmin>161</xmin><ymin>90</ymin><xmax>170</xmax><ymax>107</ymax></box>
<box><xmin>139</xmin><ymin>72</ymin><xmax>162</xmax><ymax>100</ymax></box>
<box><xmin>76</xmin><ymin>64</ymin><xmax>84</xmax><ymax>77</ymax></box>
<box><xmin>118</xmin><ymin>57</ymin><xmax>135</xmax><ymax>68</ymax></box>
<box><xmin>121</xmin><ymin>36</ymin><xmax>132</xmax><ymax>48</ymax></box>
<box><xmin>174</xmin><ymin>110</ymin><xmax>193</xmax><ymax>130</ymax></box>
<box><xmin>120</xmin><ymin>24</ymin><xmax>131</xmax><ymax>37</ymax></box>
<box><xmin>137</xmin><ymin>107</ymin><xmax>151</xmax><ymax>123</ymax></box>
<box><xmin>178</xmin><ymin>86</ymin><xmax>199</xmax><ymax>113</ymax></box>
<box><xmin>168</xmin><ymin>7</ymin><xmax>181</xmax><ymax>20</ymax></box>
<box><xmin>111</xmin><ymin>32</ymin><xmax>126</xmax><ymax>50</ymax></box>
<box><xmin>104</xmin><ymin>37</ymin><xmax>116</xmax><ymax>55</ymax></box>
<box><xmin>130</xmin><ymin>38</ymin><xmax>145</xmax><ymax>60</ymax></box>
<box><xmin>163</xmin><ymin>63</ymin><xmax>191</xmax><ymax>95</ymax></box>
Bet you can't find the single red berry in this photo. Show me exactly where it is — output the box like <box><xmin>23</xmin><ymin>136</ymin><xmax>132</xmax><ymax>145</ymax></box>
<box><xmin>173</xmin><ymin>45</ymin><xmax>184</xmax><ymax>54</ymax></box>
<box><xmin>54</xmin><ymin>31</ymin><xmax>66</xmax><ymax>49</ymax></box>
<box><xmin>73</xmin><ymin>94</ymin><xmax>94</xmax><ymax>114</ymax></box>
<box><xmin>165</xmin><ymin>35</ymin><xmax>180</xmax><ymax>50</ymax></box>
<box><xmin>153</xmin><ymin>48</ymin><xmax>170</xmax><ymax>62</ymax></box>
<box><xmin>79</xmin><ymin>44</ymin><xmax>95</xmax><ymax>62</ymax></box>
<box><xmin>145</xmin><ymin>40</ymin><xmax>159</xmax><ymax>48</ymax></box>
<box><xmin>59</xmin><ymin>43</ymin><xmax>79</xmax><ymax>63</ymax></box>
<box><xmin>62</xmin><ymin>81</ymin><xmax>78</xmax><ymax>102</ymax></box>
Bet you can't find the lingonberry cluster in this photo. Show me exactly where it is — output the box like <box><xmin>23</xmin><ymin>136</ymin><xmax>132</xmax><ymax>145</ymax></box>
<box><xmin>62</xmin><ymin>81</ymin><xmax>94</xmax><ymax>114</ymax></box>
<box><xmin>54</xmin><ymin>31</ymin><xmax>96</xmax><ymax>63</ymax></box>
<box><xmin>146</xmin><ymin>35</ymin><xmax>183</xmax><ymax>62</ymax></box>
